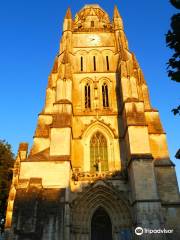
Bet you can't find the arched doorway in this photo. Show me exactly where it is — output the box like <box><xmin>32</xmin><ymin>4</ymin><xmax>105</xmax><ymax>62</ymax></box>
<box><xmin>91</xmin><ymin>207</ymin><xmax>112</xmax><ymax>240</ymax></box>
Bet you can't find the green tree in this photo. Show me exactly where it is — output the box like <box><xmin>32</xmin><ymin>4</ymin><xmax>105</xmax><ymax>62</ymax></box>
<box><xmin>170</xmin><ymin>0</ymin><xmax>180</xmax><ymax>8</ymax></box>
<box><xmin>0</xmin><ymin>140</ymin><xmax>14</xmax><ymax>233</ymax></box>
<box><xmin>166</xmin><ymin>0</ymin><xmax>180</xmax><ymax>115</ymax></box>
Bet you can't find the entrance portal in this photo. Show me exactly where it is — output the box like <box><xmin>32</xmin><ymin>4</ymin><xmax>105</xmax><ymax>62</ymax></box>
<box><xmin>91</xmin><ymin>207</ymin><xmax>112</xmax><ymax>240</ymax></box>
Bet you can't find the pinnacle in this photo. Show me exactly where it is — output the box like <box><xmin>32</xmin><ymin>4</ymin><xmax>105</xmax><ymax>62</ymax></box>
<box><xmin>114</xmin><ymin>5</ymin><xmax>121</xmax><ymax>18</ymax></box>
<box><xmin>65</xmin><ymin>7</ymin><xmax>72</xmax><ymax>19</ymax></box>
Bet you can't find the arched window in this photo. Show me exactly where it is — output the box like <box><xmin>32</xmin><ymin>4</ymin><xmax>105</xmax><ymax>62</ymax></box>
<box><xmin>80</xmin><ymin>56</ymin><xmax>83</xmax><ymax>71</ymax></box>
<box><xmin>106</xmin><ymin>56</ymin><xmax>109</xmax><ymax>71</ymax></box>
<box><xmin>93</xmin><ymin>56</ymin><xmax>96</xmax><ymax>71</ymax></box>
<box><xmin>85</xmin><ymin>83</ymin><xmax>91</xmax><ymax>108</ymax></box>
<box><xmin>102</xmin><ymin>83</ymin><xmax>109</xmax><ymax>108</ymax></box>
<box><xmin>90</xmin><ymin>131</ymin><xmax>108</xmax><ymax>172</ymax></box>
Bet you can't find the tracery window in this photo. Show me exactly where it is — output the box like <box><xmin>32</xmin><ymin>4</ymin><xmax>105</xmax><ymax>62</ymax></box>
<box><xmin>85</xmin><ymin>83</ymin><xmax>91</xmax><ymax>108</ymax></box>
<box><xmin>102</xmin><ymin>83</ymin><xmax>109</xmax><ymax>108</ymax></box>
<box><xmin>90</xmin><ymin>131</ymin><xmax>108</xmax><ymax>172</ymax></box>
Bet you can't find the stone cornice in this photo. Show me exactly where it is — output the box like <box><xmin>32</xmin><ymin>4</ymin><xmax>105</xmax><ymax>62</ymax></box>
<box><xmin>154</xmin><ymin>159</ymin><xmax>175</xmax><ymax>167</ymax></box>
<box><xmin>127</xmin><ymin>154</ymin><xmax>153</xmax><ymax>168</ymax></box>
<box><xmin>161</xmin><ymin>201</ymin><xmax>180</xmax><ymax>207</ymax></box>
<box><xmin>131</xmin><ymin>199</ymin><xmax>161</xmax><ymax>206</ymax></box>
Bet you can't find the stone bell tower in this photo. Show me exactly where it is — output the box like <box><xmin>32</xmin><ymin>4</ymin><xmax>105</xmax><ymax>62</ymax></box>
<box><xmin>5</xmin><ymin>4</ymin><xmax>180</xmax><ymax>240</ymax></box>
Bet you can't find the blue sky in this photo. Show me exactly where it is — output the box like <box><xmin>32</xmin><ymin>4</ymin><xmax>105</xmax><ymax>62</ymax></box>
<box><xmin>0</xmin><ymin>0</ymin><xmax>179</xmax><ymax>186</ymax></box>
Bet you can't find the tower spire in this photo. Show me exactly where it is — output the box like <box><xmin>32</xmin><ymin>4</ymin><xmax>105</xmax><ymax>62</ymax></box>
<box><xmin>63</xmin><ymin>7</ymin><xmax>73</xmax><ymax>32</ymax></box>
<box><xmin>114</xmin><ymin>5</ymin><xmax>121</xmax><ymax>18</ymax></box>
<box><xmin>113</xmin><ymin>5</ymin><xmax>124</xmax><ymax>30</ymax></box>
<box><xmin>65</xmin><ymin>7</ymin><xmax>72</xmax><ymax>19</ymax></box>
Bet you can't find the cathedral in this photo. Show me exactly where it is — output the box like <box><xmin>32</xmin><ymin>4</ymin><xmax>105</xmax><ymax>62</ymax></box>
<box><xmin>5</xmin><ymin>4</ymin><xmax>180</xmax><ymax>240</ymax></box>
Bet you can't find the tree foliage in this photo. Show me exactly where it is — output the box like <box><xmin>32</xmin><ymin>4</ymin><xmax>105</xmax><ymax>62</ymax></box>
<box><xmin>166</xmin><ymin>0</ymin><xmax>180</xmax><ymax>115</ymax></box>
<box><xmin>170</xmin><ymin>0</ymin><xmax>180</xmax><ymax>9</ymax></box>
<box><xmin>0</xmin><ymin>140</ymin><xmax>14</xmax><ymax>232</ymax></box>
<box><xmin>166</xmin><ymin>13</ymin><xmax>180</xmax><ymax>83</ymax></box>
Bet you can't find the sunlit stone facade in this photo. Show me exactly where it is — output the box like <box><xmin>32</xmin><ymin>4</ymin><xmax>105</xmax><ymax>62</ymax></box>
<box><xmin>5</xmin><ymin>4</ymin><xmax>180</xmax><ymax>240</ymax></box>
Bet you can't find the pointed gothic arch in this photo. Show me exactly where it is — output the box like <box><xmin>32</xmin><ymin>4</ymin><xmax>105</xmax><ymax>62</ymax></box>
<box><xmin>85</xmin><ymin>83</ymin><xmax>91</xmax><ymax>108</ymax></box>
<box><xmin>81</xmin><ymin>121</ymin><xmax>119</xmax><ymax>172</ymax></box>
<box><xmin>91</xmin><ymin>206</ymin><xmax>112</xmax><ymax>240</ymax></box>
<box><xmin>90</xmin><ymin>131</ymin><xmax>108</xmax><ymax>172</ymax></box>
<box><xmin>70</xmin><ymin>182</ymin><xmax>132</xmax><ymax>240</ymax></box>
<box><xmin>99</xmin><ymin>77</ymin><xmax>112</xmax><ymax>109</ymax></box>
<box><xmin>80</xmin><ymin>78</ymin><xmax>93</xmax><ymax>110</ymax></box>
